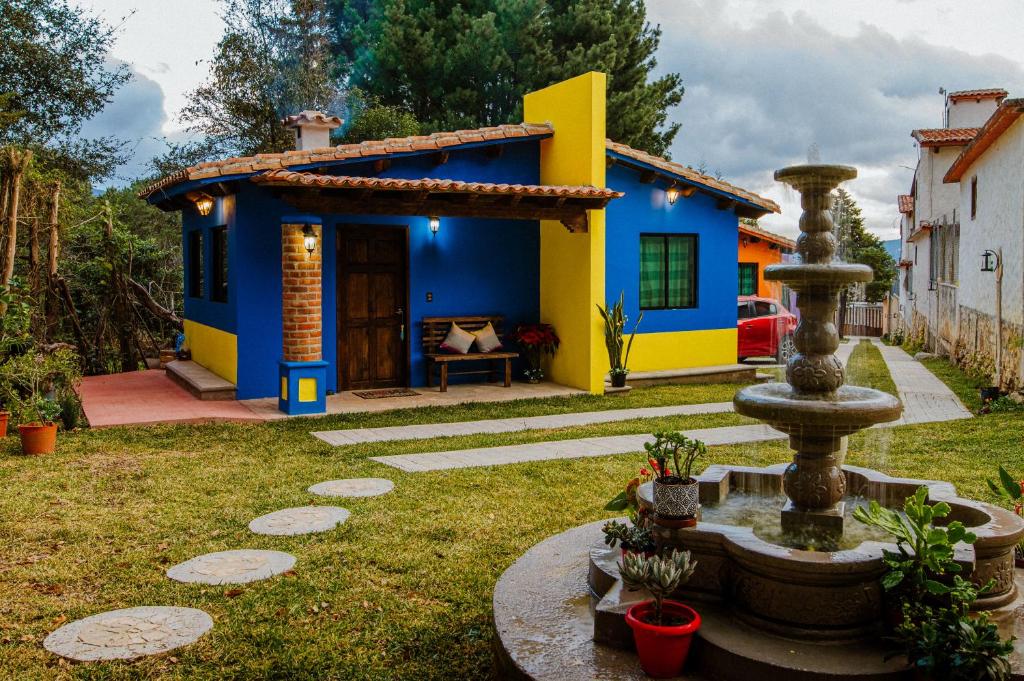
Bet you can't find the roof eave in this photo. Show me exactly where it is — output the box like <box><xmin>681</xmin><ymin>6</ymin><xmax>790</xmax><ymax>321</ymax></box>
<box><xmin>944</xmin><ymin>99</ymin><xmax>1024</xmax><ymax>183</ymax></box>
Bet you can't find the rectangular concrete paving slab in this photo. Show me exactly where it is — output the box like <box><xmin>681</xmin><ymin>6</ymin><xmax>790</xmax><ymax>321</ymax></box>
<box><xmin>313</xmin><ymin>402</ymin><xmax>736</xmax><ymax>446</ymax></box>
<box><xmin>869</xmin><ymin>339</ymin><xmax>973</xmax><ymax>425</ymax></box>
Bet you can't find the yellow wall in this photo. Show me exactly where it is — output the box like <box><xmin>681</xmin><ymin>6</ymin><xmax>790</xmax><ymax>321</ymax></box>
<box><xmin>183</xmin><ymin>319</ymin><xmax>238</xmax><ymax>384</ymax></box>
<box><xmin>626</xmin><ymin>328</ymin><xmax>738</xmax><ymax>372</ymax></box>
<box><xmin>523</xmin><ymin>72</ymin><xmax>607</xmax><ymax>393</ymax></box>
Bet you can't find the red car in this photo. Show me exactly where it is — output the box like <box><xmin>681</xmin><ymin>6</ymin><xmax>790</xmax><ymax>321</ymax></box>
<box><xmin>737</xmin><ymin>296</ymin><xmax>797</xmax><ymax>363</ymax></box>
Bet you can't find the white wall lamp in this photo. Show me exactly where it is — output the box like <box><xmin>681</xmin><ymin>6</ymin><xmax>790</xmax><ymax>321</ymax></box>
<box><xmin>302</xmin><ymin>224</ymin><xmax>317</xmax><ymax>256</ymax></box>
<box><xmin>428</xmin><ymin>216</ymin><xmax>440</xmax><ymax>235</ymax></box>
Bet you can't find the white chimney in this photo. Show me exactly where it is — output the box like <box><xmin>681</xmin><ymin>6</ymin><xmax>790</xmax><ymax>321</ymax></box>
<box><xmin>282</xmin><ymin>110</ymin><xmax>343</xmax><ymax>151</ymax></box>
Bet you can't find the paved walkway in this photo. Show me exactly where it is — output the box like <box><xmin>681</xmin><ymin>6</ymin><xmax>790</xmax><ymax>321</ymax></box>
<box><xmin>869</xmin><ymin>339</ymin><xmax>973</xmax><ymax>425</ymax></box>
<box><xmin>370</xmin><ymin>339</ymin><xmax>972</xmax><ymax>472</ymax></box>
<box><xmin>313</xmin><ymin>402</ymin><xmax>735</xmax><ymax>446</ymax></box>
<box><xmin>79</xmin><ymin>371</ymin><xmax>263</xmax><ymax>428</ymax></box>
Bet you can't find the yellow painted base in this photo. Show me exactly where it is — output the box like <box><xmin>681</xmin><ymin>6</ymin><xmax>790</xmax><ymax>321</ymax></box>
<box><xmin>298</xmin><ymin>377</ymin><xmax>317</xmax><ymax>402</ymax></box>
<box><xmin>625</xmin><ymin>328</ymin><xmax>738</xmax><ymax>372</ymax></box>
<box><xmin>183</xmin><ymin>319</ymin><xmax>238</xmax><ymax>384</ymax></box>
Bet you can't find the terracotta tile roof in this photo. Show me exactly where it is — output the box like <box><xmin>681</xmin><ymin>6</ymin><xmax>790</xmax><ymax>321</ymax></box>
<box><xmin>947</xmin><ymin>88</ymin><xmax>1008</xmax><ymax>102</ymax></box>
<box><xmin>250</xmin><ymin>169</ymin><xmax>624</xmax><ymax>200</ymax></box>
<box><xmin>605</xmin><ymin>140</ymin><xmax>780</xmax><ymax>214</ymax></box>
<box><xmin>898</xmin><ymin>194</ymin><xmax>914</xmax><ymax>214</ymax></box>
<box><xmin>739</xmin><ymin>222</ymin><xmax>795</xmax><ymax>250</ymax></box>
<box><xmin>139</xmin><ymin>123</ymin><xmax>554</xmax><ymax>199</ymax></box>
<box><xmin>282</xmin><ymin>110</ymin><xmax>343</xmax><ymax>128</ymax></box>
<box><xmin>911</xmin><ymin>128</ymin><xmax>979</xmax><ymax>147</ymax></box>
<box><xmin>944</xmin><ymin>98</ymin><xmax>1024</xmax><ymax>183</ymax></box>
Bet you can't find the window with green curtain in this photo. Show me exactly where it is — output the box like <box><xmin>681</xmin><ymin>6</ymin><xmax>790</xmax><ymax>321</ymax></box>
<box><xmin>738</xmin><ymin>262</ymin><xmax>758</xmax><ymax>296</ymax></box>
<box><xmin>640</xmin><ymin>234</ymin><xmax>697</xmax><ymax>309</ymax></box>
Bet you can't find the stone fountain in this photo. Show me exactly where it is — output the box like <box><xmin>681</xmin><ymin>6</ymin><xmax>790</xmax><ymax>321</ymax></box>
<box><xmin>733</xmin><ymin>164</ymin><xmax>902</xmax><ymax>545</ymax></box>
<box><xmin>493</xmin><ymin>165</ymin><xmax>1024</xmax><ymax>681</ymax></box>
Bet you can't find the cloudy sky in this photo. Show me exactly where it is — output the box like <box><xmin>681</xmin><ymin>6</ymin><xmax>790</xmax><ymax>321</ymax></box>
<box><xmin>77</xmin><ymin>0</ymin><xmax>1024</xmax><ymax>239</ymax></box>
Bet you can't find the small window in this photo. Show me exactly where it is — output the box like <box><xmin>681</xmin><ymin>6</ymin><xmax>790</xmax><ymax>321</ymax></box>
<box><xmin>211</xmin><ymin>226</ymin><xmax>228</xmax><ymax>303</ymax></box>
<box><xmin>639</xmin><ymin>234</ymin><xmax>697</xmax><ymax>309</ymax></box>
<box><xmin>188</xmin><ymin>230</ymin><xmax>204</xmax><ymax>298</ymax></box>
<box><xmin>753</xmin><ymin>301</ymin><xmax>773</xmax><ymax>317</ymax></box>
<box><xmin>970</xmin><ymin>176</ymin><xmax>978</xmax><ymax>220</ymax></box>
<box><xmin>738</xmin><ymin>262</ymin><xmax>758</xmax><ymax>296</ymax></box>
<box><xmin>738</xmin><ymin>303</ymin><xmax>753</xmax><ymax>319</ymax></box>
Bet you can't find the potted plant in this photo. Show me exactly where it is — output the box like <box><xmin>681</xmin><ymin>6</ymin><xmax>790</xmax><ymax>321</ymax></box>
<box><xmin>986</xmin><ymin>466</ymin><xmax>1024</xmax><ymax>567</ymax></box>
<box><xmin>0</xmin><ymin>402</ymin><xmax>8</xmax><ymax>438</ymax></box>
<box><xmin>646</xmin><ymin>432</ymin><xmax>705</xmax><ymax>520</ymax></box>
<box><xmin>0</xmin><ymin>349</ymin><xmax>81</xmax><ymax>455</ymax></box>
<box><xmin>597</xmin><ymin>291</ymin><xmax>642</xmax><ymax>388</ymax></box>
<box><xmin>508</xmin><ymin>323</ymin><xmax>559</xmax><ymax>383</ymax></box>
<box><xmin>620</xmin><ymin>549</ymin><xmax>700</xmax><ymax>678</ymax></box>
<box><xmin>602</xmin><ymin>519</ymin><xmax>656</xmax><ymax>558</ymax></box>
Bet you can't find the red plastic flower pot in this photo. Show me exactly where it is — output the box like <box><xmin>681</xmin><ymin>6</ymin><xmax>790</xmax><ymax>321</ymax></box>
<box><xmin>18</xmin><ymin>422</ymin><xmax>57</xmax><ymax>455</ymax></box>
<box><xmin>625</xmin><ymin>600</ymin><xmax>701</xmax><ymax>678</ymax></box>
<box><xmin>0</xmin><ymin>411</ymin><xmax>8</xmax><ymax>438</ymax></box>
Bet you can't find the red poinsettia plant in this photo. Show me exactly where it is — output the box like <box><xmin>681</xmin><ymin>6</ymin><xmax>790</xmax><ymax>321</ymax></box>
<box><xmin>509</xmin><ymin>323</ymin><xmax>560</xmax><ymax>381</ymax></box>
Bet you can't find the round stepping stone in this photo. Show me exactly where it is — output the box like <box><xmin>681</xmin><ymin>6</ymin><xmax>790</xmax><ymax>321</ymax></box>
<box><xmin>308</xmin><ymin>478</ymin><xmax>394</xmax><ymax>498</ymax></box>
<box><xmin>248</xmin><ymin>506</ymin><xmax>349</xmax><ymax>536</ymax></box>
<box><xmin>43</xmin><ymin>606</ymin><xmax>212</xmax><ymax>662</ymax></box>
<box><xmin>166</xmin><ymin>549</ymin><xmax>296</xmax><ymax>585</ymax></box>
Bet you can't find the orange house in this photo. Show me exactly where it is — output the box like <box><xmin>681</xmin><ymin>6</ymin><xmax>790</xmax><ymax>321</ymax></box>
<box><xmin>738</xmin><ymin>223</ymin><xmax>796</xmax><ymax>300</ymax></box>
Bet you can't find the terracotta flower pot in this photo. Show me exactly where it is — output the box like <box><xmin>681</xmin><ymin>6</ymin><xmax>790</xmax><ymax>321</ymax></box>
<box><xmin>0</xmin><ymin>411</ymin><xmax>8</xmax><ymax>438</ymax></box>
<box><xmin>18</xmin><ymin>422</ymin><xmax>58</xmax><ymax>455</ymax></box>
<box><xmin>626</xmin><ymin>600</ymin><xmax>701</xmax><ymax>678</ymax></box>
<box><xmin>653</xmin><ymin>477</ymin><xmax>700</xmax><ymax>519</ymax></box>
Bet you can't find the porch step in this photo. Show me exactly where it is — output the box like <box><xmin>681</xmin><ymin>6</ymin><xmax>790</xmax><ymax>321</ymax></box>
<box><xmin>165</xmin><ymin>360</ymin><xmax>237</xmax><ymax>401</ymax></box>
<box><xmin>608</xmin><ymin>364</ymin><xmax>756</xmax><ymax>388</ymax></box>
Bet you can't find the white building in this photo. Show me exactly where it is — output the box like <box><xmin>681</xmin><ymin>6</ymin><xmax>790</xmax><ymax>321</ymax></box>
<box><xmin>943</xmin><ymin>96</ymin><xmax>1024</xmax><ymax>388</ymax></box>
<box><xmin>897</xmin><ymin>89</ymin><xmax>1006</xmax><ymax>361</ymax></box>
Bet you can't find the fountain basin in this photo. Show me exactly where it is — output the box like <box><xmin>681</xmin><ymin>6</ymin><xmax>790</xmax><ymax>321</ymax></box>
<box><xmin>734</xmin><ymin>383</ymin><xmax>903</xmax><ymax>434</ymax></box>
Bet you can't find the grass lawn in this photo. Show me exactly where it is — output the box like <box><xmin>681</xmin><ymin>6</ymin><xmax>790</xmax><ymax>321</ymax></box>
<box><xmin>1</xmin><ymin>359</ymin><xmax>1021</xmax><ymax>679</ymax></box>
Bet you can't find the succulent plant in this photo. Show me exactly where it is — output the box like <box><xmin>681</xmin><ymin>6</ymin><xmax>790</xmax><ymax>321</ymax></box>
<box><xmin>619</xmin><ymin>549</ymin><xmax>697</xmax><ymax>625</ymax></box>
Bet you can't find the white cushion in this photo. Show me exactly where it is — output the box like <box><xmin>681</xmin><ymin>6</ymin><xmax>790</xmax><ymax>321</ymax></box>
<box><xmin>472</xmin><ymin>322</ymin><xmax>503</xmax><ymax>353</ymax></box>
<box><xmin>439</xmin><ymin>323</ymin><xmax>474</xmax><ymax>354</ymax></box>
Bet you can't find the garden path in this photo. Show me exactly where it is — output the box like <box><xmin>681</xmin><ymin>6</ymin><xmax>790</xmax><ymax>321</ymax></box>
<box><xmin>369</xmin><ymin>342</ymin><xmax>972</xmax><ymax>472</ymax></box>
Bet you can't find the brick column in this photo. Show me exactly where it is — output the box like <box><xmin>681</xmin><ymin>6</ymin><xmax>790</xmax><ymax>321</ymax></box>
<box><xmin>282</xmin><ymin>223</ymin><xmax>322</xmax><ymax>362</ymax></box>
<box><xmin>279</xmin><ymin>222</ymin><xmax>328</xmax><ymax>415</ymax></box>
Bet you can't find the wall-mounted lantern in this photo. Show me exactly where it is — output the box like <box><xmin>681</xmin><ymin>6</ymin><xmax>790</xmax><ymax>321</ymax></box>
<box><xmin>194</xmin><ymin>195</ymin><xmax>215</xmax><ymax>217</ymax></box>
<box><xmin>981</xmin><ymin>249</ymin><xmax>998</xmax><ymax>272</ymax></box>
<box><xmin>665</xmin><ymin>184</ymin><xmax>680</xmax><ymax>205</ymax></box>
<box><xmin>302</xmin><ymin>224</ymin><xmax>317</xmax><ymax>256</ymax></box>
<box><xmin>428</xmin><ymin>216</ymin><xmax>440</xmax><ymax>235</ymax></box>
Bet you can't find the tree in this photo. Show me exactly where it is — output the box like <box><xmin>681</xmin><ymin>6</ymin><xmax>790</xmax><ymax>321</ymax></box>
<box><xmin>180</xmin><ymin>0</ymin><xmax>345</xmax><ymax>159</ymax></box>
<box><xmin>831</xmin><ymin>188</ymin><xmax>897</xmax><ymax>305</ymax></box>
<box><xmin>342</xmin><ymin>90</ymin><xmax>420</xmax><ymax>143</ymax></box>
<box><xmin>333</xmin><ymin>0</ymin><xmax>683</xmax><ymax>155</ymax></box>
<box><xmin>0</xmin><ymin>0</ymin><xmax>129</xmax><ymax>168</ymax></box>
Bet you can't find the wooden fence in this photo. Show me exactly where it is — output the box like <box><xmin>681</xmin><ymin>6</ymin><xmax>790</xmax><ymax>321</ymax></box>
<box><xmin>839</xmin><ymin>303</ymin><xmax>884</xmax><ymax>337</ymax></box>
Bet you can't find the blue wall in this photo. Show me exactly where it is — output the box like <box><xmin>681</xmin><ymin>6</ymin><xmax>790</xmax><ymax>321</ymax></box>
<box><xmin>182</xmin><ymin>194</ymin><xmax>238</xmax><ymax>333</ymax></box>
<box><xmin>227</xmin><ymin>140</ymin><xmax>542</xmax><ymax>399</ymax></box>
<box><xmin>604</xmin><ymin>164</ymin><xmax>739</xmax><ymax>334</ymax></box>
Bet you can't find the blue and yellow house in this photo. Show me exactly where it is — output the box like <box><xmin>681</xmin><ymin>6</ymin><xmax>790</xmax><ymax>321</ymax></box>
<box><xmin>142</xmin><ymin>73</ymin><xmax>778</xmax><ymax>414</ymax></box>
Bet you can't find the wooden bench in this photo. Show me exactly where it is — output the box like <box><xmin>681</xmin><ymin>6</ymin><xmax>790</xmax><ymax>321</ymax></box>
<box><xmin>422</xmin><ymin>316</ymin><xmax>519</xmax><ymax>392</ymax></box>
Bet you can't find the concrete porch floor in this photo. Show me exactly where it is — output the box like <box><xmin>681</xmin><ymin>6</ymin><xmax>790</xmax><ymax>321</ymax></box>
<box><xmin>79</xmin><ymin>369</ymin><xmax>586</xmax><ymax>427</ymax></box>
<box><xmin>242</xmin><ymin>381</ymin><xmax>587</xmax><ymax>419</ymax></box>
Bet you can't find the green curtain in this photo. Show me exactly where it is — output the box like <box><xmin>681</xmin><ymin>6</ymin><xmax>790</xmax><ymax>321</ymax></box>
<box><xmin>667</xmin><ymin>236</ymin><xmax>695</xmax><ymax>307</ymax></box>
<box><xmin>738</xmin><ymin>263</ymin><xmax>757</xmax><ymax>296</ymax></box>
<box><xmin>640</xmin><ymin>236</ymin><xmax>666</xmax><ymax>308</ymax></box>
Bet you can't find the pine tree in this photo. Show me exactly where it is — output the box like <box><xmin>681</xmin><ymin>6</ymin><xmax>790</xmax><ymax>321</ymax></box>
<box><xmin>332</xmin><ymin>0</ymin><xmax>683</xmax><ymax>155</ymax></box>
<box><xmin>831</xmin><ymin>188</ymin><xmax>896</xmax><ymax>303</ymax></box>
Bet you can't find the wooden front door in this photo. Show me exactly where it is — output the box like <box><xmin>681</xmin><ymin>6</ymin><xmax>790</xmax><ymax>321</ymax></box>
<box><xmin>337</xmin><ymin>225</ymin><xmax>409</xmax><ymax>390</ymax></box>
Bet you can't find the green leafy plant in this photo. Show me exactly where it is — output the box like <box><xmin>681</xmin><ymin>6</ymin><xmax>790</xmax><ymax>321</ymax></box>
<box><xmin>602</xmin><ymin>520</ymin><xmax>655</xmax><ymax>554</ymax></box>
<box><xmin>596</xmin><ymin>291</ymin><xmax>642</xmax><ymax>378</ymax></box>
<box><xmin>0</xmin><ymin>349</ymin><xmax>82</xmax><ymax>425</ymax></box>
<box><xmin>893</xmin><ymin>577</ymin><xmax>1012</xmax><ymax>681</ymax></box>
<box><xmin>986</xmin><ymin>466</ymin><xmax>1024</xmax><ymax>558</ymax></box>
<box><xmin>619</xmin><ymin>549</ymin><xmax>696</xmax><ymax>626</ymax></box>
<box><xmin>644</xmin><ymin>432</ymin><xmax>706</xmax><ymax>483</ymax></box>
<box><xmin>853</xmin><ymin>486</ymin><xmax>974</xmax><ymax>601</ymax></box>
